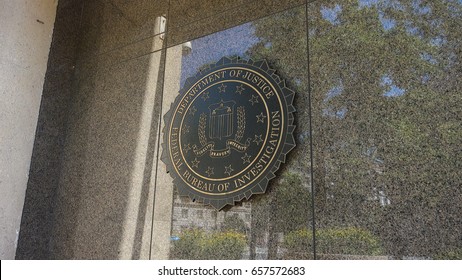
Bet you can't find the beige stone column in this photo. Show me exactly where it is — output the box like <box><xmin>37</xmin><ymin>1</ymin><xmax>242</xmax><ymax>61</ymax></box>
<box><xmin>150</xmin><ymin>45</ymin><xmax>183</xmax><ymax>260</ymax></box>
<box><xmin>118</xmin><ymin>32</ymin><xmax>164</xmax><ymax>260</ymax></box>
<box><xmin>0</xmin><ymin>0</ymin><xmax>57</xmax><ymax>259</ymax></box>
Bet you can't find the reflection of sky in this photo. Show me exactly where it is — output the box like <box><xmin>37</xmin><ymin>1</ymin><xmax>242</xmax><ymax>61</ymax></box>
<box><xmin>179</xmin><ymin>23</ymin><xmax>261</xmax><ymax>88</ymax></box>
<box><xmin>357</xmin><ymin>0</ymin><xmax>434</xmax><ymax>31</ymax></box>
<box><xmin>412</xmin><ymin>0</ymin><xmax>431</xmax><ymax>15</ymax></box>
<box><xmin>324</xmin><ymin>82</ymin><xmax>344</xmax><ymax>102</ymax></box>
<box><xmin>319</xmin><ymin>0</ymin><xmax>455</xmax><ymax>99</ymax></box>
<box><xmin>323</xmin><ymin>107</ymin><xmax>348</xmax><ymax>119</ymax></box>
<box><xmin>321</xmin><ymin>4</ymin><xmax>342</xmax><ymax>25</ymax></box>
<box><xmin>178</xmin><ymin>0</ymin><xmax>451</xmax><ymax>103</ymax></box>
<box><xmin>381</xmin><ymin>75</ymin><xmax>406</xmax><ymax>97</ymax></box>
<box><xmin>322</xmin><ymin>1</ymin><xmax>396</xmax><ymax>30</ymax></box>
<box><xmin>358</xmin><ymin>0</ymin><xmax>379</xmax><ymax>8</ymax></box>
<box><xmin>379</xmin><ymin>12</ymin><xmax>396</xmax><ymax>30</ymax></box>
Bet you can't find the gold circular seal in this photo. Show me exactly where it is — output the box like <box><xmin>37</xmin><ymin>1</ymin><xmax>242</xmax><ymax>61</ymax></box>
<box><xmin>162</xmin><ymin>57</ymin><xmax>295</xmax><ymax>209</ymax></box>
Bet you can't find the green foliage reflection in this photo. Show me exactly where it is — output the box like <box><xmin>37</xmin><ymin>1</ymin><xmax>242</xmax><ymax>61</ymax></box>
<box><xmin>284</xmin><ymin>227</ymin><xmax>383</xmax><ymax>259</ymax></box>
<box><xmin>171</xmin><ymin>229</ymin><xmax>246</xmax><ymax>260</ymax></box>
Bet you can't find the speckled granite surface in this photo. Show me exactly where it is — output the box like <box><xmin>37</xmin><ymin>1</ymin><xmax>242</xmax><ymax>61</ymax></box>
<box><xmin>308</xmin><ymin>0</ymin><xmax>462</xmax><ymax>259</ymax></box>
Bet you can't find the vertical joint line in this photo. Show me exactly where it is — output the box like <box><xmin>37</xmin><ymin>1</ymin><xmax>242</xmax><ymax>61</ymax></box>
<box><xmin>149</xmin><ymin>0</ymin><xmax>172</xmax><ymax>260</ymax></box>
<box><xmin>305</xmin><ymin>0</ymin><xmax>317</xmax><ymax>260</ymax></box>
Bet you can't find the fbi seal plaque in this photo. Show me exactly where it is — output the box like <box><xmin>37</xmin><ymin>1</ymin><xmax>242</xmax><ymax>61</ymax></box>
<box><xmin>162</xmin><ymin>57</ymin><xmax>295</xmax><ymax>209</ymax></box>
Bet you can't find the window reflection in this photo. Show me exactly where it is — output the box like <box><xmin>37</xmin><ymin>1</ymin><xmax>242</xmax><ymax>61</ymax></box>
<box><xmin>309</xmin><ymin>0</ymin><xmax>461</xmax><ymax>259</ymax></box>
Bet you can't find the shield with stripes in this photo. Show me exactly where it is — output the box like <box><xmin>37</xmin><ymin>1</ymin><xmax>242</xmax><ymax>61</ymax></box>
<box><xmin>208</xmin><ymin>100</ymin><xmax>236</xmax><ymax>140</ymax></box>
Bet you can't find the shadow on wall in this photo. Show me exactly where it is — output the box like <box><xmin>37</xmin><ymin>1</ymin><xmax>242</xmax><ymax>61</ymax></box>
<box><xmin>17</xmin><ymin>0</ymin><xmax>168</xmax><ymax>259</ymax></box>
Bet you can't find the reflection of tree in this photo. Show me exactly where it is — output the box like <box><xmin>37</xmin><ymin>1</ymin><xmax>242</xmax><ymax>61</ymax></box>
<box><xmin>247</xmin><ymin>6</ymin><xmax>313</xmax><ymax>260</ymax></box>
<box><xmin>249</xmin><ymin>171</ymin><xmax>311</xmax><ymax>259</ymax></box>
<box><xmin>271</xmin><ymin>173</ymin><xmax>312</xmax><ymax>234</ymax></box>
<box><xmin>222</xmin><ymin>214</ymin><xmax>248</xmax><ymax>235</ymax></box>
<box><xmin>171</xmin><ymin>229</ymin><xmax>246</xmax><ymax>260</ymax></box>
<box><xmin>284</xmin><ymin>227</ymin><xmax>383</xmax><ymax>259</ymax></box>
<box><xmin>249</xmin><ymin>1</ymin><xmax>461</xmax><ymax>259</ymax></box>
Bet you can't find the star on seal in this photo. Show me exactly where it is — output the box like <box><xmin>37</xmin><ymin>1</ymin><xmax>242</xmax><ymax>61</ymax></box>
<box><xmin>201</xmin><ymin>92</ymin><xmax>210</xmax><ymax>101</ymax></box>
<box><xmin>224</xmin><ymin>165</ymin><xmax>234</xmax><ymax>176</ymax></box>
<box><xmin>218</xmin><ymin>83</ymin><xmax>227</xmax><ymax>93</ymax></box>
<box><xmin>256</xmin><ymin>112</ymin><xmax>267</xmax><ymax>123</ymax></box>
<box><xmin>183</xmin><ymin>143</ymin><xmax>192</xmax><ymax>153</ymax></box>
<box><xmin>241</xmin><ymin>153</ymin><xmax>251</xmax><ymax>164</ymax></box>
<box><xmin>189</xmin><ymin>106</ymin><xmax>197</xmax><ymax>116</ymax></box>
<box><xmin>236</xmin><ymin>84</ymin><xmax>245</xmax><ymax>94</ymax></box>
<box><xmin>205</xmin><ymin>167</ymin><xmax>214</xmax><ymax>177</ymax></box>
<box><xmin>191</xmin><ymin>158</ymin><xmax>200</xmax><ymax>168</ymax></box>
<box><xmin>253</xmin><ymin>134</ymin><xmax>263</xmax><ymax>146</ymax></box>
<box><xmin>249</xmin><ymin>95</ymin><xmax>259</xmax><ymax>105</ymax></box>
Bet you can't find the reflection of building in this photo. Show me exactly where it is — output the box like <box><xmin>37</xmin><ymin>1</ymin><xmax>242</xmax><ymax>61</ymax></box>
<box><xmin>171</xmin><ymin>194</ymin><xmax>251</xmax><ymax>235</ymax></box>
<box><xmin>372</xmin><ymin>188</ymin><xmax>391</xmax><ymax>206</ymax></box>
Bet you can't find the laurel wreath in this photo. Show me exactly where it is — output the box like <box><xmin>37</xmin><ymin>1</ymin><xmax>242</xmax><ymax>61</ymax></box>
<box><xmin>198</xmin><ymin>113</ymin><xmax>208</xmax><ymax>146</ymax></box>
<box><xmin>235</xmin><ymin>106</ymin><xmax>245</xmax><ymax>142</ymax></box>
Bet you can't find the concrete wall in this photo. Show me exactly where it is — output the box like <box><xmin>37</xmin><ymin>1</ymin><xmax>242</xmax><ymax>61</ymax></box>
<box><xmin>0</xmin><ymin>0</ymin><xmax>57</xmax><ymax>259</ymax></box>
<box><xmin>15</xmin><ymin>0</ymin><xmax>85</xmax><ymax>260</ymax></box>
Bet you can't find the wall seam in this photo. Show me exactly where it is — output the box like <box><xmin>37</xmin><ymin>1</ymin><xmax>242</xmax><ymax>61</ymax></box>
<box><xmin>305</xmin><ymin>0</ymin><xmax>317</xmax><ymax>260</ymax></box>
<box><xmin>148</xmin><ymin>0</ymin><xmax>172</xmax><ymax>260</ymax></box>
